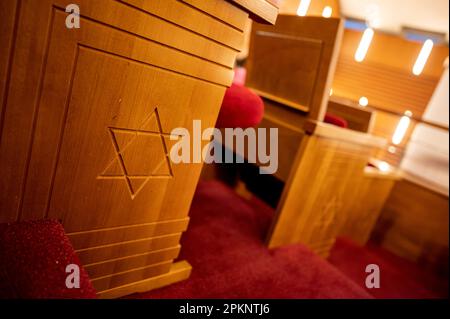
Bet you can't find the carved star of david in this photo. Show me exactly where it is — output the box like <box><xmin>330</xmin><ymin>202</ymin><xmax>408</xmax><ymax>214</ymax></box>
<box><xmin>317</xmin><ymin>194</ymin><xmax>342</xmax><ymax>228</ymax></box>
<box><xmin>98</xmin><ymin>108</ymin><xmax>180</xmax><ymax>199</ymax></box>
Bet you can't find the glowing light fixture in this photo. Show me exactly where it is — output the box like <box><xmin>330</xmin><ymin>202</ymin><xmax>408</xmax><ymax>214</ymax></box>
<box><xmin>413</xmin><ymin>39</ymin><xmax>434</xmax><ymax>76</ymax></box>
<box><xmin>388</xmin><ymin>146</ymin><xmax>396</xmax><ymax>154</ymax></box>
<box><xmin>359</xmin><ymin>96</ymin><xmax>369</xmax><ymax>107</ymax></box>
<box><xmin>329</xmin><ymin>88</ymin><xmax>333</xmax><ymax>96</ymax></box>
<box><xmin>322</xmin><ymin>6</ymin><xmax>333</xmax><ymax>18</ymax></box>
<box><xmin>392</xmin><ymin>111</ymin><xmax>412</xmax><ymax>145</ymax></box>
<box><xmin>297</xmin><ymin>0</ymin><xmax>311</xmax><ymax>16</ymax></box>
<box><xmin>378</xmin><ymin>161</ymin><xmax>391</xmax><ymax>172</ymax></box>
<box><xmin>354</xmin><ymin>28</ymin><xmax>374</xmax><ymax>62</ymax></box>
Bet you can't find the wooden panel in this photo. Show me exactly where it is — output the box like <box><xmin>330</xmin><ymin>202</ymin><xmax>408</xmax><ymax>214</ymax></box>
<box><xmin>340</xmin><ymin>168</ymin><xmax>398</xmax><ymax>245</ymax></box>
<box><xmin>121</xmin><ymin>0</ymin><xmax>245</xmax><ymax>51</ymax></box>
<box><xmin>247</xmin><ymin>15</ymin><xmax>343</xmax><ymax>120</ymax></box>
<box><xmin>181</xmin><ymin>0</ymin><xmax>249</xmax><ymax>31</ymax></box>
<box><xmin>18</xmin><ymin>12</ymin><xmax>226</xmax><ymax>228</ymax></box>
<box><xmin>84</xmin><ymin>246</ymin><xmax>181</xmax><ymax>278</ymax></box>
<box><xmin>0</xmin><ymin>0</ymin><xmax>274</xmax><ymax>297</ymax></box>
<box><xmin>267</xmin><ymin>122</ymin><xmax>385</xmax><ymax>256</ymax></box>
<box><xmin>0</xmin><ymin>0</ymin><xmax>19</xmax><ymax>140</ymax></box>
<box><xmin>327</xmin><ymin>97</ymin><xmax>375</xmax><ymax>133</ymax></box>
<box><xmin>0</xmin><ymin>0</ymin><xmax>234</xmax><ymax>223</ymax></box>
<box><xmin>76</xmin><ymin>234</ymin><xmax>182</xmax><ymax>265</ymax></box>
<box><xmin>373</xmin><ymin>179</ymin><xmax>449</xmax><ymax>276</ymax></box>
<box><xmin>62</xmin><ymin>0</ymin><xmax>239</xmax><ymax>68</ymax></box>
<box><xmin>333</xmin><ymin>29</ymin><xmax>449</xmax><ymax>117</ymax></box>
<box><xmin>230</xmin><ymin>0</ymin><xmax>279</xmax><ymax>24</ymax></box>
<box><xmin>97</xmin><ymin>261</ymin><xmax>192</xmax><ymax>299</ymax></box>
<box><xmin>334</xmin><ymin>56</ymin><xmax>440</xmax><ymax>118</ymax></box>
<box><xmin>91</xmin><ymin>261</ymin><xmax>173</xmax><ymax>291</ymax></box>
<box><xmin>67</xmin><ymin>218</ymin><xmax>189</xmax><ymax>249</ymax></box>
<box><xmin>259</xmin><ymin>101</ymin><xmax>306</xmax><ymax>182</ymax></box>
<box><xmin>338</xmin><ymin>29</ymin><xmax>449</xmax><ymax>80</ymax></box>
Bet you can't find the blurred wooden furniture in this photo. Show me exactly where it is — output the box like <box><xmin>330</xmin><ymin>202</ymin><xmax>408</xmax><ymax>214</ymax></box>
<box><xmin>372</xmin><ymin>179</ymin><xmax>449</xmax><ymax>277</ymax></box>
<box><xmin>340</xmin><ymin>164</ymin><xmax>401</xmax><ymax>245</ymax></box>
<box><xmin>266</xmin><ymin>121</ymin><xmax>386</xmax><ymax>256</ymax></box>
<box><xmin>0</xmin><ymin>0</ymin><xmax>277</xmax><ymax>298</ymax></box>
<box><xmin>247</xmin><ymin>15</ymin><xmax>343</xmax><ymax>120</ymax></box>
<box><xmin>327</xmin><ymin>97</ymin><xmax>376</xmax><ymax>133</ymax></box>
<box><xmin>245</xmin><ymin>15</ymin><xmax>391</xmax><ymax>257</ymax></box>
<box><xmin>247</xmin><ymin>14</ymin><xmax>345</xmax><ymax>182</ymax></box>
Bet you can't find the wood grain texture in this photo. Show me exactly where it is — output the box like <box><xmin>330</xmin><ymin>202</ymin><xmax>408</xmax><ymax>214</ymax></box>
<box><xmin>181</xmin><ymin>0</ymin><xmax>249</xmax><ymax>31</ymax></box>
<box><xmin>267</xmin><ymin>121</ymin><xmax>386</xmax><ymax>257</ymax></box>
<box><xmin>0</xmin><ymin>0</ymin><xmax>274</xmax><ymax>297</ymax></box>
<box><xmin>97</xmin><ymin>261</ymin><xmax>192</xmax><ymax>299</ymax></box>
<box><xmin>246</xmin><ymin>15</ymin><xmax>343</xmax><ymax>121</ymax></box>
<box><xmin>372</xmin><ymin>179</ymin><xmax>449</xmax><ymax>276</ymax></box>
<box><xmin>340</xmin><ymin>167</ymin><xmax>399</xmax><ymax>245</ymax></box>
<box><xmin>327</xmin><ymin>97</ymin><xmax>376</xmax><ymax>133</ymax></box>
<box><xmin>0</xmin><ymin>0</ymin><xmax>19</xmax><ymax>142</ymax></box>
<box><xmin>230</xmin><ymin>0</ymin><xmax>279</xmax><ymax>24</ymax></box>
<box><xmin>84</xmin><ymin>246</ymin><xmax>181</xmax><ymax>278</ymax></box>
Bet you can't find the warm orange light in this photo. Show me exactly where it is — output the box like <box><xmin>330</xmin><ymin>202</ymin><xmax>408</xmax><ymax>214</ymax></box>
<box><xmin>297</xmin><ymin>0</ymin><xmax>311</xmax><ymax>16</ymax></box>
<box><xmin>392</xmin><ymin>111</ymin><xmax>412</xmax><ymax>145</ymax></box>
<box><xmin>359</xmin><ymin>96</ymin><xmax>369</xmax><ymax>107</ymax></box>
<box><xmin>355</xmin><ymin>28</ymin><xmax>374</xmax><ymax>62</ymax></box>
<box><xmin>413</xmin><ymin>39</ymin><xmax>434</xmax><ymax>76</ymax></box>
<box><xmin>322</xmin><ymin>6</ymin><xmax>333</xmax><ymax>18</ymax></box>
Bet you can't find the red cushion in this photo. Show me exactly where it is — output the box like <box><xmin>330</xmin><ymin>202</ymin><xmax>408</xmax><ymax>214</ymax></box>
<box><xmin>0</xmin><ymin>219</ymin><xmax>97</xmax><ymax>299</ymax></box>
<box><xmin>324</xmin><ymin>112</ymin><xmax>348</xmax><ymax>128</ymax></box>
<box><xmin>216</xmin><ymin>84</ymin><xmax>264</xmax><ymax>128</ymax></box>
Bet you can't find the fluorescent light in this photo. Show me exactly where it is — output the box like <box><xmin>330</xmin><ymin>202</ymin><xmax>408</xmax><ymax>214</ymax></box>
<box><xmin>297</xmin><ymin>0</ymin><xmax>311</xmax><ymax>16</ymax></box>
<box><xmin>378</xmin><ymin>161</ymin><xmax>391</xmax><ymax>172</ymax></box>
<box><xmin>413</xmin><ymin>39</ymin><xmax>434</xmax><ymax>76</ymax></box>
<box><xmin>322</xmin><ymin>6</ymin><xmax>333</xmax><ymax>18</ymax></box>
<box><xmin>354</xmin><ymin>28</ymin><xmax>374</xmax><ymax>62</ymax></box>
<box><xmin>392</xmin><ymin>112</ymin><xmax>412</xmax><ymax>145</ymax></box>
<box><xmin>359</xmin><ymin>96</ymin><xmax>369</xmax><ymax>107</ymax></box>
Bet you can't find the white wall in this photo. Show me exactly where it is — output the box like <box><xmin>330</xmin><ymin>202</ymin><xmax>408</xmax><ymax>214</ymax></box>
<box><xmin>401</xmin><ymin>63</ymin><xmax>449</xmax><ymax>195</ymax></box>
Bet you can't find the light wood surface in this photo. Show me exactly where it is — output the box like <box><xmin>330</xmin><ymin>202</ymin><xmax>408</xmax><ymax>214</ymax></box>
<box><xmin>97</xmin><ymin>261</ymin><xmax>192</xmax><ymax>299</ymax></box>
<box><xmin>230</xmin><ymin>0</ymin><xmax>279</xmax><ymax>24</ymax></box>
<box><xmin>373</xmin><ymin>179</ymin><xmax>449</xmax><ymax>276</ymax></box>
<box><xmin>327</xmin><ymin>96</ymin><xmax>376</xmax><ymax>133</ymax></box>
<box><xmin>246</xmin><ymin>15</ymin><xmax>344</xmax><ymax>121</ymax></box>
<box><xmin>266</xmin><ymin>121</ymin><xmax>386</xmax><ymax>256</ymax></box>
<box><xmin>0</xmin><ymin>0</ymin><xmax>275</xmax><ymax>298</ymax></box>
<box><xmin>340</xmin><ymin>166</ymin><xmax>400</xmax><ymax>245</ymax></box>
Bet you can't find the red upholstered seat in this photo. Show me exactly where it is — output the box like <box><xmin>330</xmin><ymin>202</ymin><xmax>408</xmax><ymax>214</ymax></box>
<box><xmin>324</xmin><ymin>112</ymin><xmax>348</xmax><ymax>128</ymax></box>
<box><xmin>0</xmin><ymin>219</ymin><xmax>96</xmax><ymax>299</ymax></box>
<box><xmin>216</xmin><ymin>84</ymin><xmax>264</xmax><ymax>129</ymax></box>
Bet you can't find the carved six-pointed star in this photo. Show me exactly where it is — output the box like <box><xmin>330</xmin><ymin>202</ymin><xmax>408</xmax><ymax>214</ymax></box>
<box><xmin>98</xmin><ymin>108</ymin><xmax>180</xmax><ymax>199</ymax></box>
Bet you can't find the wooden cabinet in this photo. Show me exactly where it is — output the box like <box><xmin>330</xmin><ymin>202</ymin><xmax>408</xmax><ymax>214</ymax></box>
<box><xmin>0</xmin><ymin>0</ymin><xmax>277</xmax><ymax>298</ymax></box>
<box><xmin>373</xmin><ymin>179</ymin><xmax>449</xmax><ymax>276</ymax></box>
<box><xmin>266</xmin><ymin>122</ymin><xmax>386</xmax><ymax>257</ymax></box>
<box><xmin>340</xmin><ymin>167</ymin><xmax>400</xmax><ymax>245</ymax></box>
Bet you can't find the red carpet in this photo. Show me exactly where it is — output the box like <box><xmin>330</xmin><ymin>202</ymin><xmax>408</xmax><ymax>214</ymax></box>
<box><xmin>128</xmin><ymin>181</ymin><xmax>371</xmax><ymax>299</ymax></box>
<box><xmin>127</xmin><ymin>180</ymin><xmax>447</xmax><ymax>299</ymax></box>
<box><xmin>328</xmin><ymin>237</ymin><xmax>449</xmax><ymax>299</ymax></box>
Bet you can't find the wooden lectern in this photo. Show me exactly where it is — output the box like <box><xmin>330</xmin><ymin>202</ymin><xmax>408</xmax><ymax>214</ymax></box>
<box><xmin>0</xmin><ymin>0</ymin><xmax>278</xmax><ymax>298</ymax></box>
<box><xmin>246</xmin><ymin>15</ymin><xmax>388</xmax><ymax>257</ymax></box>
